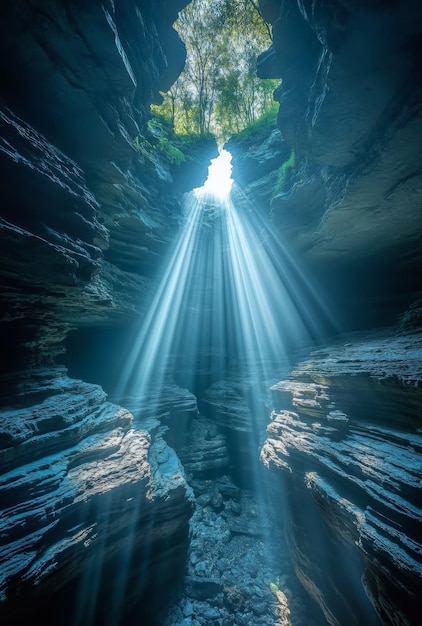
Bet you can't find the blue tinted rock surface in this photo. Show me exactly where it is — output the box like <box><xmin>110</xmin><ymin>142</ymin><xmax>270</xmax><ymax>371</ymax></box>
<box><xmin>261</xmin><ymin>330</ymin><xmax>422</xmax><ymax>625</ymax></box>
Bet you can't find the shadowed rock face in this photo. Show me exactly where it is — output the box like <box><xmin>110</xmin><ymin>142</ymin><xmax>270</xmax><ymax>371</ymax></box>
<box><xmin>230</xmin><ymin>0</ymin><xmax>422</xmax><ymax>327</ymax></box>
<box><xmin>261</xmin><ymin>326</ymin><xmax>422</xmax><ymax>626</ymax></box>
<box><xmin>0</xmin><ymin>0</ymin><xmax>216</xmax><ymax>373</ymax></box>
<box><xmin>0</xmin><ymin>1</ymin><xmax>215</xmax><ymax>623</ymax></box>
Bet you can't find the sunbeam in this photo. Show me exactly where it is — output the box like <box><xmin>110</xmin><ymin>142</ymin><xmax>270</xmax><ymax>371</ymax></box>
<box><xmin>113</xmin><ymin>146</ymin><xmax>333</xmax><ymax>457</ymax></box>
<box><xmin>107</xmin><ymin>149</ymin><xmax>333</xmax><ymax>615</ymax></box>
<box><xmin>195</xmin><ymin>148</ymin><xmax>233</xmax><ymax>200</ymax></box>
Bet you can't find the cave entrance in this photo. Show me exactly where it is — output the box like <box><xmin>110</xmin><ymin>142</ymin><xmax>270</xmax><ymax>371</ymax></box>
<box><xmin>110</xmin><ymin>148</ymin><xmax>324</xmax><ymax>410</ymax></box>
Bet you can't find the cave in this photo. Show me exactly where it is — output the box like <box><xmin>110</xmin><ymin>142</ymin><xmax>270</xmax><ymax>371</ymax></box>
<box><xmin>0</xmin><ymin>1</ymin><xmax>421</xmax><ymax>626</ymax></box>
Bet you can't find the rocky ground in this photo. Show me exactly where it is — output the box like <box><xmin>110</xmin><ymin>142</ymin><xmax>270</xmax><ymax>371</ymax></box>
<box><xmin>164</xmin><ymin>480</ymin><xmax>291</xmax><ymax>626</ymax></box>
<box><xmin>115</xmin><ymin>373</ymin><xmax>314</xmax><ymax>626</ymax></box>
<box><xmin>163</xmin><ymin>471</ymin><xmax>313</xmax><ymax>626</ymax></box>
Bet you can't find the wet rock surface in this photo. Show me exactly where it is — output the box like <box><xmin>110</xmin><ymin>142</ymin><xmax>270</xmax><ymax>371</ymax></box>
<box><xmin>261</xmin><ymin>328</ymin><xmax>422</xmax><ymax>626</ymax></box>
<box><xmin>229</xmin><ymin>0</ymin><xmax>422</xmax><ymax>329</ymax></box>
<box><xmin>0</xmin><ymin>371</ymin><xmax>194</xmax><ymax>625</ymax></box>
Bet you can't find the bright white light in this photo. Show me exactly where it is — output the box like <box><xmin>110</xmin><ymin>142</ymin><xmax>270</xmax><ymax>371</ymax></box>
<box><xmin>195</xmin><ymin>149</ymin><xmax>233</xmax><ymax>200</ymax></box>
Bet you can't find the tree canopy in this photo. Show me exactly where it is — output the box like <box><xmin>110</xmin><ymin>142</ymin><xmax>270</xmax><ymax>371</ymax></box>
<box><xmin>153</xmin><ymin>0</ymin><xmax>277</xmax><ymax>142</ymax></box>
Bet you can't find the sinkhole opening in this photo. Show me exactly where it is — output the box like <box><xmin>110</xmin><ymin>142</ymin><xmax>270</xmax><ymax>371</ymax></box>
<box><xmin>194</xmin><ymin>148</ymin><xmax>233</xmax><ymax>201</ymax></box>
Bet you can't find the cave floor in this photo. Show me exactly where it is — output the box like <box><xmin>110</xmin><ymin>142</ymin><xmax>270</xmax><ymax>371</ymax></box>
<box><xmin>163</xmin><ymin>473</ymin><xmax>308</xmax><ymax>626</ymax></box>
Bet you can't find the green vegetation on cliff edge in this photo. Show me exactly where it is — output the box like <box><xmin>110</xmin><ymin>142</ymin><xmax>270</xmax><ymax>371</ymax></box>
<box><xmin>134</xmin><ymin>112</ymin><xmax>214</xmax><ymax>166</ymax></box>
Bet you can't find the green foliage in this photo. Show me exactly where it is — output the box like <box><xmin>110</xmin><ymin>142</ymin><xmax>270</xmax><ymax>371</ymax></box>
<box><xmin>274</xmin><ymin>150</ymin><xmax>296</xmax><ymax>195</ymax></box>
<box><xmin>134</xmin><ymin>111</ymin><xmax>213</xmax><ymax>167</ymax></box>
<box><xmin>229</xmin><ymin>104</ymin><xmax>278</xmax><ymax>146</ymax></box>
<box><xmin>270</xmin><ymin>582</ymin><xmax>279</xmax><ymax>594</ymax></box>
<box><xmin>155</xmin><ymin>0</ymin><xmax>276</xmax><ymax>141</ymax></box>
<box><xmin>133</xmin><ymin>135</ymin><xmax>154</xmax><ymax>158</ymax></box>
<box><xmin>158</xmin><ymin>136</ymin><xmax>186</xmax><ymax>165</ymax></box>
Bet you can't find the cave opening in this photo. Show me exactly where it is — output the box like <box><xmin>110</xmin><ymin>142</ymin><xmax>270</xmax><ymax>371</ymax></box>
<box><xmin>1</xmin><ymin>1</ymin><xmax>421</xmax><ymax>625</ymax></box>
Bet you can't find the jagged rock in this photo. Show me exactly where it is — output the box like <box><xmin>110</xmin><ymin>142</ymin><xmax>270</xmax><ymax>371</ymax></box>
<box><xmin>0</xmin><ymin>2</ymin><xmax>212</xmax><ymax>622</ymax></box>
<box><xmin>0</xmin><ymin>0</ymin><xmax>187</xmax><ymax>166</ymax></box>
<box><xmin>234</xmin><ymin>0</ymin><xmax>422</xmax><ymax>327</ymax></box>
<box><xmin>261</xmin><ymin>329</ymin><xmax>422</xmax><ymax>626</ymax></box>
<box><xmin>0</xmin><ymin>370</ymin><xmax>193</xmax><ymax>625</ymax></box>
<box><xmin>227</xmin><ymin>129</ymin><xmax>290</xmax><ymax>186</ymax></box>
<box><xmin>164</xmin><ymin>411</ymin><xmax>230</xmax><ymax>476</ymax></box>
<box><xmin>184</xmin><ymin>576</ymin><xmax>223</xmax><ymax>601</ymax></box>
<box><xmin>0</xmin><ymin>0</ymin><xmax>217</xmax><ymax>380</ymax></box>
<box><xmin>202</xmin><ymin>373</ymin><xmax>277</xmax><ymax>487</ymax></box>
<box><xmin>1</xmin><ymin>2</ymin><xmax>421</xmax><ymax>626</ymax></box>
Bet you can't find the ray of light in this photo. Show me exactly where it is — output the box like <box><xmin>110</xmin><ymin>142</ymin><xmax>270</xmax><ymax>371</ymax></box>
<box><xmin>229</xmin><ymin>183</ymin><xmax>341</xmax><ymax>342</ymax></box>
<box><xmin>195</xmin><ymin>148</ymin><xmax>233</xmax><ymax>201</ymax></box>
<box><xmin>113</xmin><ymin>192</ymin><xmax>204</xmax><ymax>403</ymax></box>
<box><xmin>92</xmin><ymin>149</ymin><xmax>338</xmax><ymax>617</ymax></box>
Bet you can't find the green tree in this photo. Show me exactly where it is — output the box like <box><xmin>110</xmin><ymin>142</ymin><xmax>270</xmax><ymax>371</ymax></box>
<box><xmin>157</xmin><ymin>0</ymin><xmax>276</xmax><ymax>141</ymax></box>
<box><xmin>174</xmin><ymin>1</ymin><xmax>229</xmax><ymax>135</ymax></box>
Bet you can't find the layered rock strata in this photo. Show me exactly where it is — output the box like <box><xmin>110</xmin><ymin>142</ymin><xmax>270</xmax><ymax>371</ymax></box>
<box><xmin>0</xmin><ymin>0</ymin><xmax>216</xmax><ymax>371</ymax></box>
<box><xmin>0</xmin><ymin>1</ymin><xmax>215</xmax><ymax>622</ymax></box>
<box><xmin>229</xmin><ymin>0</ymin><xmax>422</xmax><ymax>327</ymax></box>
<box><xmin>256</xmin><ymin>0</ymin><xmax>422</xmax><ymax>264</ymax></box>
<box><xmin>261</xmin><ymin>328</ymin><xmax>422</xmax><ymax>625</ymax></box>
<box><xmin>0</xmin><ymin>370</ymin><xmax>194</xmax><ymax>625</ymax></box>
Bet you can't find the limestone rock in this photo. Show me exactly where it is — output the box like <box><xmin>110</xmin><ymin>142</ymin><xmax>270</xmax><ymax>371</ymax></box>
<box><xmin>261</xmin><ymin>330</ymin><xmax>422</xmax><ymax>625</ymax></box>
<box><xmin>233</xmin><ymin>0</ymin><xmax>422</xmax><ymax>326</ymax></box>
<box><xmin>0</xmin><ymin>370</ymin><xmax>193</xmax><ymax>624</ymax></box>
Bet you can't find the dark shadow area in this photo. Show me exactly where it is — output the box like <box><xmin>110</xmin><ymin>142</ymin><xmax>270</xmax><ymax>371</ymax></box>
<box><xmin>1</xmin><ymin>524</ymin><xmax>190</xmax><ymax>626</ymax></box>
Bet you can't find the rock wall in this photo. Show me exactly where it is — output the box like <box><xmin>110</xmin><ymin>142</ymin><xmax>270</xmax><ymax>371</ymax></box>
<box><xmin>226</xmin><ymin>2</ymin><xmax>422</xmax><ymax>624</ymax></box>
<box><xmin>261</xmin><ymin>323</ymin><xmax>422</xmax><ymax>625</ymax></box>
<box><xmin>0</xmin><ymin>0</ymin><xmax>217</xmax><ymax>373</ymax></box>
<box><xmin>230</xmin><ymin>0</ymin><xmax>422</xmax><ymax>328</ymax></box>
<box><xmin>0</xmin><ymin>1</ymin><xmax>216</xmax><ymax>623</ymax></box>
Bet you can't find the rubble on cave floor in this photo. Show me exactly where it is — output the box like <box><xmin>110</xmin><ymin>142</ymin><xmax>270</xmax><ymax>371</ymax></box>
<box><xmin>164</xmin><ymin>474</ymin><xmax>310</xmax><ymax>626</ymax></box>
